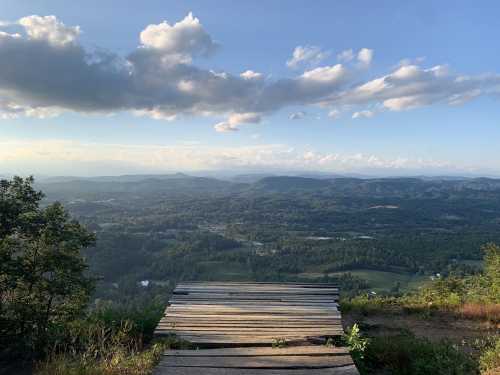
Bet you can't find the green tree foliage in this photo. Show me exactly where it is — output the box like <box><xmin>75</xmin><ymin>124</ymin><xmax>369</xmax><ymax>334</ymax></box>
<box><xmin>0</xmin><ymin>176</ymin><xmax>95</xmax><ymax>358</ymax></box>
<box><xmin>480</xmin><ymin>243</ymin><xmax>500</xmax><ymax>303</ymax></box>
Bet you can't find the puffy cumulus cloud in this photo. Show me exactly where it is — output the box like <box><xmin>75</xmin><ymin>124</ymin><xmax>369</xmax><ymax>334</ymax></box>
<box><xmin>0</xmin><ymin>14</ymin><xmax>353</xmax><ymax>124</ymax></box>
<box><xmin>286</xmin><ymin>45</ymin><xmax>329</xmax><ymax>68</ymax></box>
<box><xmin>214</xmin><ymin>112</ymin><xmax>261</xmax><ymax>132</ymax></box>
<box><xmin>139</xmin><ymin>12</ymin><xmax>217</xmax><ymax>64</ymax></box>
<box><xmin>19</xmin><ymin>15</ymin><xmax>80</xmax><ymax>46</ymax></box>
<box><xmin>1</xmin><ymin>138</ymin><xmax>477</xmax><ymax>175</ymax></box>
<box><xmin>1</xmin><ymin>13</ymin><xmax>500</xmax><ymax>129</ymax></box>
<box><xmin>337</xmin><ymin>49</ymin><xmax>354</xmax><ymax>63</ymax></box>
<box><xmin>357</xmin><ymin>48</ymin><xmax>373</xmax><ymax>66</ymax></box>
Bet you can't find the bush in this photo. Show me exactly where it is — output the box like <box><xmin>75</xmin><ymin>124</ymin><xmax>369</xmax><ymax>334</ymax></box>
<box><xmin>35</xmin><ymin>341</ymin><xmax>167</xmax><ymax>375</ymax></box>
<box><xmin>362</xmin><ymin>333</ymin><xmax>478</xmax><ymax>375</ymax></box>
<box><xmin>35</xmin><ymin>305</ymin><xmax>190</xmax><ymax>375</ymax></box>
<box><xmin>344</xmin><ymin>324</ymin><xmax>369</xmax><ymax>361</ymax></box>
<box><xmin>480</xmin><ymin>336</ymin><xmax>500</xmax><ymax>375</ymax></box>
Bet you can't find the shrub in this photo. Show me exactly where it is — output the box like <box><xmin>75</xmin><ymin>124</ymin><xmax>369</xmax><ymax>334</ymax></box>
<box><xmin>35</xmin><ymin>341</ymin><xmax>167</xmax><ymax>375</ymax></box>
<box><xmin>34</xmin><ymin>304</ymin><xmax>183</xmax><ymax>375</ymax></box>
<box><xmin>344</xmin><ymin>324</ymin><xmax>369</xmax><ymax>361</ymax></box>
<box><xmin>480</xmin><ymin>336</ymin><xmax>500</xmax><ymax>375</ymax></box>
<box><xmin>363</xmin><ymin>333</ymin><xmax>478</xmax><ymax>375</ymax></box>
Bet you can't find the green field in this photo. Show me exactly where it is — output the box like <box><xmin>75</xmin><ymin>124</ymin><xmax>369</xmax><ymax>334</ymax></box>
<box><xmin>299</xmin><ymin>268</ymin><xmax>429</xmax><ymax>293</ymax></box>
<box><xmin>194</xmin><ymin>261</ymin><xmax>429</xmax><ymax>292</ymax></box>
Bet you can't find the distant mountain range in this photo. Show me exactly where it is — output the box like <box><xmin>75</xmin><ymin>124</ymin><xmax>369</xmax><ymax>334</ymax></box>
<box><xmin>31</xmin><ymin>173</ymin><xmax>500</xmax><ymax>202</ymax></box>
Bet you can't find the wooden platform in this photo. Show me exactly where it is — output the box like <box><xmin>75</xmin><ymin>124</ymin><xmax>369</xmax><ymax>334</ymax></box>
<box><xmin>155</xmin><ymin>282</ymin><xmax>342</xmax><ymax>345</ymax></box>
<box><xmin>154</xmin><ymin>282</ymin><xmax>358</xmax><ymax>374</ymax></box>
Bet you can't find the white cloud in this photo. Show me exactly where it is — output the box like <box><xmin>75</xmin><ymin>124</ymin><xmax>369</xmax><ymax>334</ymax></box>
<box><xmin>383</xmin><ymin>96</ymin><xmax>426</xmax><ymax>111</ymax></box>
<box><xmin>352</xmin><ymin>110</ymin><xmax>374</xmax><ymax>119</ymax></box>
<box><xmin>0</xmin><ymin>138</ymin><xmax>479</xmax><ymax>175</ymax></box>
<box><xmin>240</xmin><ymin>70</ymin><xmax>263</xmax><ymax>80</ymax></box>
<box><xmin>214</xmin><ymin>112</ymin><xmax>262</xmax><ymax>132</ymax></box>
<box><xmin>0</xmin><ymin>14</ymin><xmax>499</xmax><ymax>129</ymax></box>
<box><xmin>301</xmin><ymin>64</ymin><xmax>346</xmax><ymax>82</ymax></box>
<box><xmin>289</xmin><ymin>111</ymin><xmax>306</xmax><ymax>120</ymax></box>
<box><xmin>286</xmin><ymin>45</ymin><xmax>329</xmax><ymax>68</ymax></box>
<box><xmin>18</xmin><ymin>15</ymin><xmax>80</xmax><ymax>46</ymax></box>
<box><xmin>139</xmin><ymin>12</ymin><xmax>217</xmax><ymax>64</ymax></box>
<box><xmin>357</xmin><ymin>48</ymin><xmax>373</xmax><ymax>66</ymax></box>
<box><xmin>336</xmin><ymin>64</ymin><xmax>500</xmax><ymax>112</ymax></box>
<box><xmin>328</xmin><ymin>109</ymin><xmax>340</xmax><ymax>119</ymax></box>
<box><xmin>337</xmin><ymin>49</ymin><xmax>354</xmax><ymax>63</ymax></box>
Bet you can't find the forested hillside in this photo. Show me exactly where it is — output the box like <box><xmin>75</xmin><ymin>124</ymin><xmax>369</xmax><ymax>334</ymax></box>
<box><xmin>33</xmin><ymin>173</ymin><xmax>500</xmax><ymax>304</ymax></box>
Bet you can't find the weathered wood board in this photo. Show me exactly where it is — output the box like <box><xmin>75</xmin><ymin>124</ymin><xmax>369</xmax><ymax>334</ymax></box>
<box><xmin>153</xmin><ymin>282</ymin><xmax>358</xmax><ymax>374</ymax></box>
<box><xmin>155</xmin><ymin>282</ymin><xmax>342</xmax><ymax>345</ymax></box>
<box><xmin>153</xmin><ymin>346</ymin><xmax>359</xmax><ymax>375</ymax></box>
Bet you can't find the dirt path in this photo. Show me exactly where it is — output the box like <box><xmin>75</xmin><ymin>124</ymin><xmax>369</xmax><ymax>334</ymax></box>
<box><xmin>344</xmin><ymin>310</ymin><xmax>498</xmax><ymax>344</ymax></box>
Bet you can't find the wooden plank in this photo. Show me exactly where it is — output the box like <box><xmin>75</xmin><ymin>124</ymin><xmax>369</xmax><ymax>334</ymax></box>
<box><xmin>162</xmin><ymin>354</ymin><xmax>354</xmax><ymax>368</ymax></box>
<box><xmin>173</xmin><ymin>288</ymin><xmax>339</xmax><ymax>293</ymax></box>
<box><xmin>179</xmin><ymin>281</ymin><xmax>338</xmax><ymax>287</ymax></box>
<box><xmin>156</xmin><ymin>333</ymin><xmax>341</xmax><ymax>340</ymax></box>
<box><xmin>174</xmin><ymin>290</ymin><xmax>339</xmax><ymax>295</ymax></box>
<box><xmin>162</xmin><ymin>321</ymin><xmax>341</xmax><ymax>326</ymax></box>
<box><xmin>166</xmin><ymin>306</ymin><xmax>338</xmax><ymax>313</ymax></box>
<box><xmin>156</xmin><ymin>337</ymin><xmax>330</xmax><ymax>344</ymax></box>
<box><xmin>157</xmin><ymin>323</ymin><xmax>341</xmax><ymax>329</ymax></box>
<box><xmin>169</xmin><ymin>298</ymin><xmax>338</xmax><ymax>307</ymax></box>
<box><xmin>158</xmin><ymin>320</ymin><xmax>341</xmax><ymax>328</ymax></box>
<box><xmin>158</xmin><ymin>328</ymin><xmax>343</xmax><ymax>335</ymax></box>
<box><xmin>176</xmin><ymin>283</ymin><xmax>339</xmax><ymax>289</ymax></box>
<box><xmin>163</xmin><ymin>317</ymin><xmax>341</xmax><ymax>322</ymax></box>
<box><xmin>170</xmin><ymin>296</ymin><xmax>339</xmax><ymax>302</ymax></box>
<box><xmin>174</xmin><ymin>286</ymin><xmax>338</xmax><ymax>291</ymax></box>
<box><xmin>167</xmin><ymin>303</ymin><xmax>338</xmax><ymax>313</ymax></box>
<box><xmin>164</xmin><ymin>312</ymin><xmax>338</xmax><ymax>317</ymax></box>
<box><xmin>163</xmin><ymin>346</ymin><xmax>349</xmax><ymax>356</ymax></box>
<box><xmin>173</xmin><ymin>294</ymin><xmax>338</xmax><ymax>298</ymax></box>
<box><xmin>154</xmin><ymin>365</ymin><xmax>359</xmax><ymax>375</ymax></box>
<box><xmin>162</xmin><ymin>314</ymin><xmax>341</xmax><ymax>320</ymax></box>
<box><xmin>169</xmin><ymin>301</ymin><xmax>338</xmax><ymax>307</ymax></box>
<box><xmin>174</xmin><ymin>285</ymin><xmax>338</xmax><ymax>291</ymax></box>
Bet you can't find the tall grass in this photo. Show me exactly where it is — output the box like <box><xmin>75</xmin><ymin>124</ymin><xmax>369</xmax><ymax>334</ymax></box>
<box><xmin>479</xmin><ymin>336</ymin><xmax>500</xmax><ymax>375</ymax></box>
<box><xmin>34</xmin><ymin>303</ymin><xmax>189</xmax><ymax>375</ymax></box>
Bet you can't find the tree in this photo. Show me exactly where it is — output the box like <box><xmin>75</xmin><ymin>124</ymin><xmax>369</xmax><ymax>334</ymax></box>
<box><xmin>0</xmin><ymin>176</ymin><xmax>95</xmax><ymax>358</ymax></box>
<box><xmin>481</xmin><ymin>243</ymin><xmax>500</xmax><ymax>303</ymax></box>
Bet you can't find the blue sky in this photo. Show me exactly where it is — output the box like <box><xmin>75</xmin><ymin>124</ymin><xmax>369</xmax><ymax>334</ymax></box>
<box><xmin>0</xmin><ymin>0</ymin><xmax>499</xmax><ymax>176</ymax></box>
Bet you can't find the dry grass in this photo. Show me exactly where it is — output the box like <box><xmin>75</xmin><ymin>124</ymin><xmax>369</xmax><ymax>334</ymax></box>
<box><xmin>35</xmin><ymin>342</ymin><xmax>166</xmax><ymax>375</ymax></box>
<box><xmin>460</xmin><ymin>304</ymin><xmax>500</xmax><ymax>324</ymax></box>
